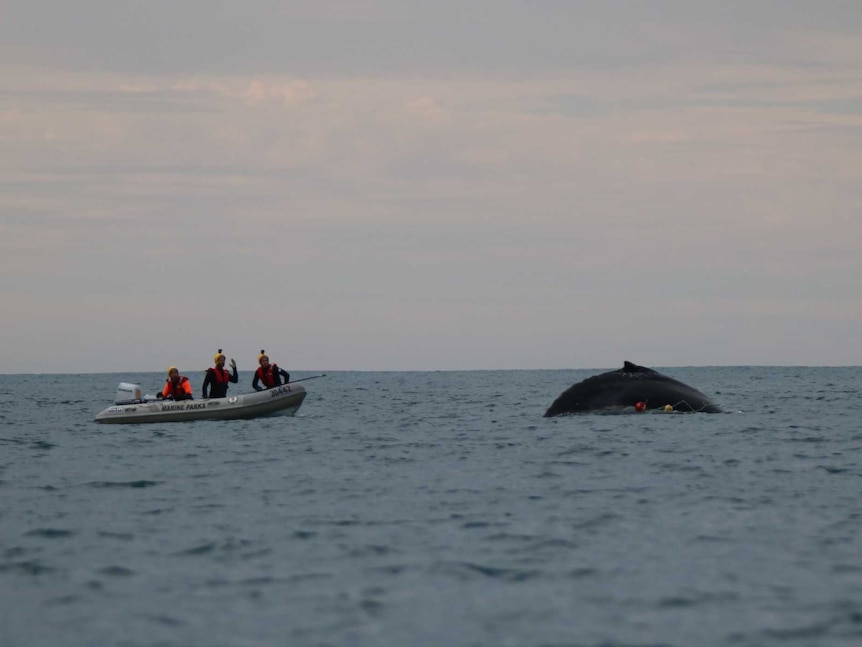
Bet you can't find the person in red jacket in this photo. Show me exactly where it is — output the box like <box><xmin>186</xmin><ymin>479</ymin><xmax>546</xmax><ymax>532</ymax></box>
<box><xmin>202</xmin><ymin>349</ymin><xmax>238</xmax><ymax>399</ymax></box>
<box><xmin>158</xmin><ymin>366</ymin><xmax>193</xmax><ymax>401</ymax></box>
<box><xmin>252</xmin><ymin>350</ymin><xmax>290</xmax><ymax>391</ymax></box>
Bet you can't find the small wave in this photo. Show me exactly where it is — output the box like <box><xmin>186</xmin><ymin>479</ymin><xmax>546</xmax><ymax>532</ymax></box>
<box><xmin>97</xmin><ymin>531</ymin><xmax>135</xmax><ymax>540</ymax></box>
<box><xmin>437</xmin><ymin>560</ymin><xmax>542</xmax><ymax>582</ymax></box>
<box><xmin>346</xmin><ymin>544</ymin><xmax>395</xmax><ymax>558</ymax></box>
<box><xmin>97</xmin><ymin>565</ymin><xmax>136</xmax><ymax>577</ymax></box>
<box><xmin>285</xmin><ymin>572</ymin><xmax>335</xmax><ymax>583</ymax></box>
<box><xmin>370</xmin><ymin>564</ymin><xmax>411</xmax><ymax>576</ymax></box>
<box><xmin>45</xmin><ymin>594</ymin><xmax>79</xmax><ymax>606</ymax></box>
<box><xmin>0</xmin><ymin>560</ymin><xmax>56</xmax><ymax>575</ymax></box>
<box><xmin>3</xmin><ymin>546</ymin><xmax>27</xmax><ymax>558</ymax></box>
<box><xmin>238</xmin><ymin>576</ymin><xmax>278</xmax><ymax>586</ymax></box>
<box><xmin>87</xmin><ymin>480</ymin><xmax>161</xmax><ymax>488</ymax></box>
<box><xmin>818</xmin><ymin>465</ymin><xmax>850</xmax><ymax>474</ymax></box>
<box><xmin>175</xmin><ymin>538</ymin><xmax>259</xmax><ymax>557</ymax></box>
<box><xmin>24</xmin><ymin>528</ymin><xmax>75</xmax><ymax>539</ymax></box>
<box><xmin>832</xmin><ymin>563</ymin><xmax>862</xmax><ymax>574</ymax></box>
<box><xmin>143</xmin><ymin>614</ymin><xmax>185</xmax><ymax>628</ymax></box>
<box><xmin>763</xmin><ymin>620</ymin><xmax>832</xmax><ymax>640</ymax></box>
<box><xmin>461</xmin><ymin>521</ymin><xmax>503</xmax><ymax>529</ymax></box>
<box><xmin>572</xmin><ymin>512</ymin><xmax>622</xmax><ymax>531</ymax></box>
<box><xmin>567</xmin><ymin>566</ymin><xmax>598</xmax><ymax>578</ymax></box>
<box><xmin>657</xmin><ymin>590</ymin><xmax>738</xmax><ymax>609</ymax></box>
<box><xmin>177</xmin><ymin>542</ymin><xmax>217</xmax><ymax>556</ymax></box>
<box><xmin>143</xmin><ymin>508</ymin><xmax>173</xmax><ymax>515</ymax></box>
<box><xmin>525</xmin><ymin>537</ymin><xmax>580</xmax><ymax>552</ymax></box>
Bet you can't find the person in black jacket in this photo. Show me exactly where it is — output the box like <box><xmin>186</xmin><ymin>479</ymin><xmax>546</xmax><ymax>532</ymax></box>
<box><xmin>202</xmin><ymin>349</ymin><xmax>238</xmax><ymax>398</ymax></box>
<box><xmin>252</xmin><ymin>350</ymin><xmax>290</xmax><ymax>391</ymax></box>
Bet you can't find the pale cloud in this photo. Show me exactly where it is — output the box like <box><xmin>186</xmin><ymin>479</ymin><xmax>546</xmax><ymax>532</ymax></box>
<box><xmin>118</xmin><ymin>83</ymin><xmax>159</xmax><ymax>94</ymax></box>
<box><xmin>172</xmin><ymin>78</ymin><xmax>316</xmax><ymax>107</ymax></box>
<box><xmin>626</xmin><ymin>130</ymin><xmax>689</xmax><ymax>145</ymax></box>
<box><xmin>403</xmin><ymin>97</ymin><xmax>446</xmax><ymax>121</ymax></box>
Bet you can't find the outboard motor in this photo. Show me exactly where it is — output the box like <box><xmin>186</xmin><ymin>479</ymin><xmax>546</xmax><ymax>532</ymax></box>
<box><xmin>114</xmin><ymin>382</ymin><xmax>142</xmax><ymax>405</ymax></box>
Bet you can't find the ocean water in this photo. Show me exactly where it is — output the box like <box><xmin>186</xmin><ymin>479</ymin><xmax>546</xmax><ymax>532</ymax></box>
<box><xmin>1</xmin><ymin>366</ymin><xmax>861</xmax><ymax>647</ymax></box>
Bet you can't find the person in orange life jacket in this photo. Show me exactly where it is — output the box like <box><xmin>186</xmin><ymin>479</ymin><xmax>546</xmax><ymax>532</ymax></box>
<box><xmin>157</xmin><ymin>366</ymin><xmax>194</xmax><ymax>401</ymax></box>
<box><xmin>202</xmin><ymin>349</ymin><xmax>238</xmax><ymax>398</ymax></box>
<box><xmin>252</xmin><ymin>350</ymin><xmax>290</xmax><ymax>391</ymax></box>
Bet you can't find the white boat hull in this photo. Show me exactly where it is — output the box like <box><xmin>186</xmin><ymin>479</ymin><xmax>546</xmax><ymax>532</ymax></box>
<box><xmin>94</xmin><ymin>384</ymin><xmax>306</xmax><ymax>424</ymax></box>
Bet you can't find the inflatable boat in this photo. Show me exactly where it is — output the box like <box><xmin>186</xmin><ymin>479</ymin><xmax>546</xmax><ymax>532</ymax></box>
<box><xmin>94</xmin><ymin>381</ymin><xmax>307</xmax><ymax>424</ymax></box>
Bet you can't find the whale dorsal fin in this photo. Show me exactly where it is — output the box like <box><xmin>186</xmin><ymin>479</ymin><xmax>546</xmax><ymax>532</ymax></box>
<box><xmin>622</xmin><ymin>361</ymin><xmax>647</xmax><ymax>372</ymax></box>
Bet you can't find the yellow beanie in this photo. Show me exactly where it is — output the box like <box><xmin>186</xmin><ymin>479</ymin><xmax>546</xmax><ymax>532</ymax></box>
<box><xmin>258</xmin><ymin>349</ymin><xmax>268</xmax><ymax>364</ymax></box>
<box><xmin>167</xmin><ymin>366</ymin><xmax>177</xmax><ymax>375</ymax></box>
<box><xmin>214</xmin><ymin>348</ymin><xmax>225</xmax><ymax>363</ymax></box>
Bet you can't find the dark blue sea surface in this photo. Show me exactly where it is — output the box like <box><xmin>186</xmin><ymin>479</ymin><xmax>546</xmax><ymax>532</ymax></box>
<box><xmin>1</xmin><ymin>367</ymin><xmax>861</xmax><ymax>646</ymax></box>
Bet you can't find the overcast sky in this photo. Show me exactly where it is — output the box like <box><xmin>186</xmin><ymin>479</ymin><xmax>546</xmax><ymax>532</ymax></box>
<box><xmin>2</xmin><ymin>1</ymin><xmax>861</xmax><ymax>373</ymax></box>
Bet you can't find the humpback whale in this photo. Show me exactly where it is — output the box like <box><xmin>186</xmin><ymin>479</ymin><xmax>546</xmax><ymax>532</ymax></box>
<box><xmin>544</xmin><ymin>361</ymin><xmax>722</xmax><ymax>416</ymax></box>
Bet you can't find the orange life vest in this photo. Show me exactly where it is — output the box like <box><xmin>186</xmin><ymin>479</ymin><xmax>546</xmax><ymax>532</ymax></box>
<box><xmin>210</xmin><ymin>367</ymin><xmax>231</xmax><ymax>384</ymax></box>
<box><xmin>163</xmin><ymin>376</ymin><xmax>192</xmax><ymax>399</ymax></box>
<box><xmin>256</xmin><ymin>364</ymin><xmax>281</xmax><ymax>388</ymax></box>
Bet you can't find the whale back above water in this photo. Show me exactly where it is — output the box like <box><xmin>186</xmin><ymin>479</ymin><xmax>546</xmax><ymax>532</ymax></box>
<box><xmin>544</xmin><ymin>361</ymin><xmax>722</xmax><ymax>416</ymax></box>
